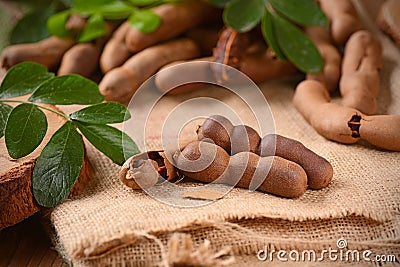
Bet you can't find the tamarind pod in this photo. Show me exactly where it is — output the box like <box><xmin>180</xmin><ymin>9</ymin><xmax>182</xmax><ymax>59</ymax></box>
<box><xmin>58</xmin><ymin>22</ymin><xmax>119</xmax><ymax>77</ymax></box>
<box><xmin>259</xmin><ymin>134</ymin><xmax>333</xmax><ymax>190</ymax></box>
<box><xmin>100</xmin><ymin>22</ymin><xmax>132</xmax><ymax>73</ymax></box>
<box><xmin>230</xmin><ymin>125</ymin><xmax>261</xmax><ymax>155</ymax></box>
<box><xmin>65</xmin><ymin>14</ymin><xmax>87</xmax><ymax>32</ymax></box>
<box><xmin>125</xmin><ymin>0</ymin><xmax>219</xmax><ymax>53</ymax></box>
<box><xmin>185</xmin><ymin>27</ymin><xmax>221</xmax><ymax>56</ymax></box>
<box><xmin>305</xmin><ymin>27</ymin><xmax>341</xmax><ymax>92</ymax></box>
<box><xmin>339</xmin><ymin>74</ymin><xmax>377</xmax><ymax>115</ymax></box>
<box><xmin>292</xmin><ymin>80</ymin><xmax>331</xmax><ymax>124</ymax></box>
<box><xmin>155</xmin><ymin>57</ymin><xmax>214</xmax><ymax>95</ymax></box>
<box><xmin>311</xmin><ymin>103</ymin><xmax>361</xmax><ymax>144</ymax></box>
<box><xmin>228</xmin><ymin>153</ymin><xmax>307</xmax><ymax>198</ymax></box>
<box><xmin>342</xmin><ymin>31</ymin><xmax>382</xmax><ymax>74</ymax></box>
<box><xmin>239</xmin><ymin>50</ymin><xmax>298</xmax><ymax>84</ymax></box>
<box><xmin>359</xmin><ymin>115</ymin><xmax>400</xmax><ymax>151</ymax></box>
<box><xmin>340</xmin><ymin>31</ymin><xmax>382</xmax><ymax>115</ymax></box>
<box><xmin>0</xmin><ymin>36</ymin><xmax>75</xmax><ymax>70</ymax></box>
<box><xmin>174</xmin><ymin>141</ymin><xmax>307</xmax><ymax>198</ymax></box>
<box><xmin>318</xmin><ymin>0</ymin><xmax>361</xmax><ymax>45</ymax></box>
<box><xmin>293</xmin><ymin>80</ymin><xmax>359</xmax><ymax>144</ymax></box>
<box><xmin>197</xmin><ymin>115</ymin><xmax>234</xmax><ymax>152</ymax></box>
<box><xmin>99</xmin><ymin>38</ymin><xmax>201</xmax><ymax>103</ymax></box>
<box><xmin>57</xmin><ymin>43</ymin><xmax>101</xmax><ymax>77</ymax></box>
<box><xmin>173</xmin><ymin>141</ymin><xmax>230</xmax><ymax>183</ymax></box>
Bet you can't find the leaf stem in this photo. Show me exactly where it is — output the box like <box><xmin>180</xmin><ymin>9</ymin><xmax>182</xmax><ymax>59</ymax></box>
<box><xmin>0</xmin><ymin>99</ymin><xmax>70</xmax><ymax>120</ymax></box>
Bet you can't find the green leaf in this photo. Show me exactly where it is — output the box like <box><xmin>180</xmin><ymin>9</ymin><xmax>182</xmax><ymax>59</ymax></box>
<box><xmin>223</xmin><ymin>0</ymin><xmax>265</xmax><ymax>32</ymax></box>
<box><xmin>0</xmin><ymin>103</ymin><xmax>13</xmax><ymax>138</ymax></box>
<box><xmin>0</xmin><ymin>62</ymin><xmax>54</xmax><ymax>99</ymax></box>
<box><xmin>127</xmin><ymin>0</ymin><xmax>164</xmax><ymax>6</ymax></box>
<box><xmin>32</xmin><ymin>121</ymin><xmax>84</xmax><ymax>208</ymax></box>
<box><xmin>208</xmin><ymin>0</ymin><xmax>232</xmax><ymax>7</ymax></box>
<box><xmin>262</xmin><ymin>10</ymin><xmax>286</xmax><ymax>61</ymax></box>
<box><xmin>272</xmin><ymin>14</ymin><xmax>323</xmax><ymax>73</ymax></box>
<box><xmin>70</xmin><ymin>102</ymin><xmax>131</xmax><ymax>124</ymax></box>
<box><xmin>77</xmin><ymin>122</ymin><xmax>139</xmax><ymax>165</ymax></box>
<box><xmin>10</xmin><ymin>6</ymin><xmax>55</xmax><ymax>44</ymax></box>
<box><xmin>128</xmin><ymin>9</ymin><xmax>161</xmax><ymax>33</ymax></box>
<box><xmin>5</xmin><ymin>103</ymin><xmax>48</xmax><ymax>159</ymax></box>
<box><xmin>269</xmin><ymin>0</ymin><xmax>327</xmax><ymax>27</ymax></box>
<box><xmin>29</xmin><ymin>74</ymin><xmax>104</xmax><ymax>105</ymax></box>
<box><xmin>73</xmin><ymin>0</ymin><xmax>134</xmax><ymax>19</ymax></box>
<box><xmin>78</xmin><ymin>14</ymin><xmax>106</xmax><ymax>42</ymax></box>
<box><xmin>47</xmin><ymin>10</ymin><xmax>71</xmax><ymax>38</ymax></box>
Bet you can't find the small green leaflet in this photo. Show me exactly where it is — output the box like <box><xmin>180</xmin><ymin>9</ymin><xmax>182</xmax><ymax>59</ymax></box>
<box><xmin>73</xmin><ymin>0</ymin><xmax>134</xmax><ymax>19</ymax></box>
<box><xmin>10</xmin><ymin>5</ymin><xmax>55</xmax><ymax>45</ymax></box>
<box><xmin>0</xmin><ymin>62</ymin><xmax>54</xmax><ymax>99</ymax></box>
<box><xmin>29</xmin><ymin>74</ymin><xmax>104</xmax><ymax>105</ymax></box>
<box><xmin>272</xmin><ymin>13</ymin><xmax>323</xmax><ymax>74</ymax></box>
<box><xmin>261</xmin><ymin>10</ymin><xmax>286</xmax><ymax>61</ymax></box>
<box><xmin>32</xmin><ymin>121</ymin><xmax>84</xmax><ymax>208</ymax></box>
<box><xmin>223</xmin><ymin>0</ymin><xmax>265</xmax><ymax>32</ymax></box>
<box><xmin>70</xmin><ymin>102</ymin><xmax>131</xmax><ymax>124</ymax></box>
<box><xmin>128</xmin><ymin>9</ymin><xmax>161</xmax><ymax>33</ymax></box>
<box><xmin>78</xmin><ymin>14</ymin><xmax>106</xmax><ymax>43</ymax></box>
<box><xmin>0</xmin><ymin>103</ymin><xmax>13</xmax><ymax>138</ymax></box>
<box><xmin>127</xmin><ymin>0</ymin><xmax>165</xmax><ymax>6</ymax></box>
<box><xmin>268</xmin><ymin>0</ymin><xmax>327</xmax><ymax>27</ymax></box>
<box><xmin>47</xmin><ymin>10</ymin><xmax>71</xmax><ymax>38</ymax></box>
<box><xmin>5</xmin><ymin>103</ymin><xmax>48</xmax><ymax>159</ymax></box>
<box><xmin>77</xmin><ymin>122</ymin><xmax>140</xmax><ymax>165</ymax></box>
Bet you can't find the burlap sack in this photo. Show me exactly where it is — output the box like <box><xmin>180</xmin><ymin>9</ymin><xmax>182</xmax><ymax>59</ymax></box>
<box><xmin>51</xmin><ymin>2</ymin><xmax>399</xmax><ymax>266</ymax></box>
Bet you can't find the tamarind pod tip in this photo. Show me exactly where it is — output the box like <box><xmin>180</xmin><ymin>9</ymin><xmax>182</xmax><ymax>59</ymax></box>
<box><xmin>359</xmin><ymin>115</ymin><xmax>400</xmax><ymax>151</ymax></box>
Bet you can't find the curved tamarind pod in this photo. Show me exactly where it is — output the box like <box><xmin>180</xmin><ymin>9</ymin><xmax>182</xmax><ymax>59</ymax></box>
<box><xmin>359</xmin><ymin>115</ymin><xmax>400</xmax><ymax>151</ymax></box>
<box><xmin>0</xmin><ymin>36</ymin><xmax>75</xmax><ymax>70</ymax></box>
<box><xmin>292</xmin><ymin>80</ymin><xmax>331</xmax><ymax>123</ymax></box>
<box><xmin>58</xmin><ymin>22</ymin><xmax>119</xmax><ymax>77</ymax></box>
<box><xmin>125</xmin><ymin>0</ymin><xmax>219</xmax><ymax>53</ymax></box>
<box><xmin>100</xmin><ymin>22</ymin><xmax>132</xmax><ymax>73</ymax></box>
<box><xmin>174</xmin><ymin>140</ymin><xmax>307</xmax><ymax>198</ymax></box>
<box><xmin>259</xmin><ymin>134</ymin><xmax>333</xmax><ymax>190</ymax></box>
<box><xmin>154</xmin><ymin>57</ymin><xmax>214</xmax><ymax>95</ymax></box>
<box><xmin>184</xmin><ymin>27</ymin><xmax>221</xmax><ymax>56</ymax></box>
<box><xmin>305</xmin><ymin>27</ymin><xmax>342</xmax><ymax>92</ymax></box>
<box><xmin>99</xmin><ymin>38</ymin><xmax>200</xmax><ymax>103</ymax></box>
<box><xmin>340</xmin><ymin>31</ymin><xmax>382</xmax><ymax>115</ymax></box>
<box><xmin>318</xmin><ymin>0</ymin><xmax>361</xmax><ymax>45</ymax></box>
<box><xmin>293</xmin><ymin>80</ymin><xmax>360</xmax><ymax>144</ymax></box>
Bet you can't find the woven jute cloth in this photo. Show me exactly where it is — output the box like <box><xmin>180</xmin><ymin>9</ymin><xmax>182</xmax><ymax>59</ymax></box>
<box><xmin>51</xmin><ymin>3</ymin><xmax>399</xmax><ymax>267</ymax></box>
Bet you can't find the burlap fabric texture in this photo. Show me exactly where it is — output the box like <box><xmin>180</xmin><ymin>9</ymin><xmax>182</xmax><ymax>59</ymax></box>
<box><xmin>51</xmin><ymin>3</ymin><xmax>400</xmax><ymax>267</ymax></box>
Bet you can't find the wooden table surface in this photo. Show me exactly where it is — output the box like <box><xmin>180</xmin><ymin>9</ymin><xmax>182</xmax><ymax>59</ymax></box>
<box><xmin>0</xmin><ymin>214</ymin><xmax>68</xmax><ymax>267</ymax></box>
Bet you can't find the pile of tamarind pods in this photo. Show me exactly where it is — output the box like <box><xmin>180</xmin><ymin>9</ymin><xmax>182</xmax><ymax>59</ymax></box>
<box><xmin>120</xmin><ymin>115</ymin><xmax>334</xmax><ymax>199</ymax></box>
<box><xmin>1</xmin><ymin>0</ymin><xmax>399</xmax><ymax>151</ymax></box>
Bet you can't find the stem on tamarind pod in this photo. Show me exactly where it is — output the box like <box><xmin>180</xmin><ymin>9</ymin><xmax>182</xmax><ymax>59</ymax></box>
<box><xmin>198</xmin><ymin>114</ymin><xmax>334</xmax><ymax>190</ymax></box>
<box><xmin>173</xmin><ymin>140</ymin><xmax>308</xmax><ymax>198</ymax></box>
